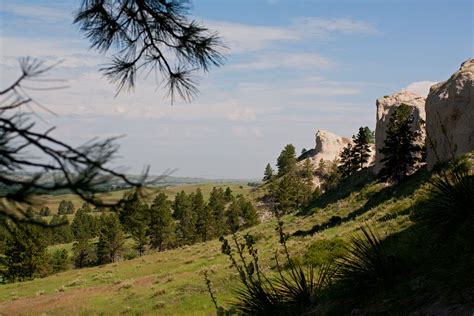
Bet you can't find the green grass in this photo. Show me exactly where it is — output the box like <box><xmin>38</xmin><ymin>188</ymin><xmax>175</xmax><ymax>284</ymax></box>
<box><xmin>0</xmin><ymin>171</ymin><xmax>446</xmax><ymax>315</ymax></box>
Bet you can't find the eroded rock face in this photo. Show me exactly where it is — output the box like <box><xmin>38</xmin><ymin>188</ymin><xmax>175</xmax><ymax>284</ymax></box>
<box><xmin>426</xmin><ymin>58</ymin><xmax>474</xmax><ymax>169</ymax></box>
<box><xmin>311</xmin><ymin>130</ymin><xmax>351</xmax><ymax>164</ymax></box>
<box><xmin>374</xmin><ymin>91</ymin><xmax>426</xmax><ymax>174</ymax></box>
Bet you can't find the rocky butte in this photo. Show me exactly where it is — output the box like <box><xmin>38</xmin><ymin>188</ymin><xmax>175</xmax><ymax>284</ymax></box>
<box><xmin>426</xmin><ymin>58</ymin><xmax>474</xmax><ymax>168</ymax></box>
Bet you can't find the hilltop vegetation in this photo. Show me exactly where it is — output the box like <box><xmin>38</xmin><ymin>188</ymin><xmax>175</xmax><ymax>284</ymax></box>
<box><xmin>1</xmin><ymin>154</ymin><xmax>472</xmax><ymax>314</ymax></box>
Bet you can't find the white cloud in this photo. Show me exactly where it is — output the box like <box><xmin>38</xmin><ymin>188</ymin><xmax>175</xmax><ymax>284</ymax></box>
<box><xmin>0</xmin><ymin>3</ymin><xmax>68</xmax><ymax>22</ymax></box>
<box><xmin>228</xmin><ymin>107</ymin><xmax>257</xmax><ymax>122</ymax></box>
<box><xmin>404</xmin><ymin>81</ymin><xmax>438</xmax><ymax>97</ymax></box>
<box><xmin>229</xmin><ymin>52</ymin><xmax>335</xmax><ymax>70</ymax></box>
<box><xmin>294</xmin><ymin>17</ymin><xmax>379</xmax><ymax>37</ymax></box>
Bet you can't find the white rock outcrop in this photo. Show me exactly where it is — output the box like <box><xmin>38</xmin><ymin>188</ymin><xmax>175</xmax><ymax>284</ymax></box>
<box><xmin>310</xmin><ymin>130</ymin><xmax>351</xmax><ymax>165</ymax></box>
<box><xmin>374</xmin><ymin>91</ymin><xmax>426</xmax><ymax>174</ymax></box>
<box><xmin>426</xmin><ymin>58</ymin><xmax>474</xmax><ymax>169</ymax></box>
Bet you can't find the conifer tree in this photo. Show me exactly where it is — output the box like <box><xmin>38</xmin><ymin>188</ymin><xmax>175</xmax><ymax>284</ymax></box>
<box><xmin>352</xmin><ymin>126</ymin><xmax>372</xmax><ymax>170</ymax></box>
<box><xmin>194</xmin><ymin>188</ymin><xmax>214</xmax><ymax>241</ymax></box>
<box><xmin>58</xmin><ymin>200</ymin><xmax>75</xmax><ymax>215</ymax></box>
<box><xmin>149</xmin><ymin>193</ymin><xmax>175</xmax><ymax>251</ymax></box>
<box><xmin>96</xmin><ymin>214</ymin><xmax>125</xmax><ymax>264</ymax></box>
<box><xmin>379</xmin><ymin>104</ymin><xmax>422</xmax><ymax>182</ymax></box>
<box><xmin>338</xmin><ymin>143</ymin><xmax>356</xmax><ymax>177</ymax></box>
<box><xmin>237</xmin><ymin>196</ymin><xmax>259</xmax><ymax>227</ymax></box>
<box><xmin>226</xmin><ymin>199</ymin><xmax>242</xmax><ymax>233</ymax></box>
<box><xmin>72</xmin><ymin>235</ymin><xmax>95</xmax><ymax>268</ymax></box>
<box><xmin>172</xmin><ymin>191</ymin><xmax>190</xmax><ymax>220</ymax></box>
<box><xmin>0</xmin><ymin>224</ymin><xmax>49</xmax><ymax>282</ymax></box>
<box><xmin>277</xmin><ymin>144</ymin><xmax>297</xmax><ymax>176</ymax></box>
<box><xmin>208</xmin><ymin>187</ymin><xmax>227</xmax><ymax>237</ymax></box>
<box><xmin>263</xmin><ymin>163</ymin><xmax>275</xmax><ymax>181</ymax></box>
<box><xmin>224</xmin><ymin>187</ymin><xmax>233</xmax><ymax>202</ymax></box>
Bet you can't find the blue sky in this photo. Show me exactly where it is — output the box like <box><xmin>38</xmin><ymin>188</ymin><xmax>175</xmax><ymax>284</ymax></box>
<box><xmin>0</xmin><ymin>0</ymin><xmax>472</xmax><ymax>178</ymax></box>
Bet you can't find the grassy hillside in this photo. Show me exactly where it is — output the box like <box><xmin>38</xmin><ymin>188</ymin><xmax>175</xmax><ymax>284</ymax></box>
<box><xmin>0</xmin><ymin>167</ymin><xmax>472</xmax><ymax>315</ymax></box>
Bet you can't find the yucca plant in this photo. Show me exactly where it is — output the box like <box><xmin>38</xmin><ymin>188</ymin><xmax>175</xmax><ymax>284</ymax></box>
<box><xmin>417</xmin><ymin>162</ymin><xmax>474</xmax><ymax>233</ymax></box>
<box><xmin>335</xmin><ymin>226</ymin><xmax>400</xmax><ymax>292</ymax></box>
<box><xmin>208</xmin><ymin>221</ymin><xmax>332</xmax><ymax>315</ymax></box>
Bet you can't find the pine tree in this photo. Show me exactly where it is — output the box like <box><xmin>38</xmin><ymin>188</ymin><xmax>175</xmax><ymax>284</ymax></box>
<box><xmin>57</xmin><ymin>200</ymin><xmax>75</xmax><ymax>215</ymax></box>
<box><xmin>352</xmin><ymin>126</ymin><xmax>372</xmax><ymax>170</ymax></box>
<box><xmin>0</xmin><ymin>224</ymin><xmax>49</xmax><ymax>282</ymax></box>
<box><xmin>96</xmin><ymin>214</ymin><xmax>125</xmax><ymax>264</ymax></box>
<box><xmin>172</xmin><ymin>190</ymin><xmax>190</xmax><ymax>220</ymax></box>
<box><xmin>379</xmin><ymin>103</ymin><xmax>422</xmax><ymax>182</ymax></box>
<box><xmin>263</xmin><ymin>163</ymin><xmax>274</xmax><ymax>181</ymax></box>
<box><xmin>194</xmin><ymin>188</ymin><xmax>214</xmax><ymax>241</ymax></box>
<box><xmin>72</xmin><ymin>236</ymin><xmax>95</xmax><ymax>268</ymax></box>
<box><xmin>149</xmin><ymin>193</ymin><xmax>175</xmax><ymax>251</ymax></box>
<box><xmin>226</xmin><ymin>199</ymin><xmax>242</xmax><ymax>233</ymax></box>
<box><xmin>277</xmin><ymin>144</ymin><xmax>297</xmax><ymax>176</ymax></box>
<box><xmin>71</xmin><ymin>209</ymin><xmax>99</xmax><ymax>240</ymax></box>
<box><xmin>208</xmin><ymin>187</ymin><xmax>227</xmax><ymax>237</ymax></box>
<box><xmin>237</xmin><ymin>196</ymin><xmax>259</xmax><ymax>228</ymax></box>
<box><xmin>339</xmin><ymin>143</ymin><xmax>356</xmax><ymax>177</ymax></box>
<box><xmin>224</xmin><ymin>187</ymin><xmax>233</xmax><ymax>202</ymax></box>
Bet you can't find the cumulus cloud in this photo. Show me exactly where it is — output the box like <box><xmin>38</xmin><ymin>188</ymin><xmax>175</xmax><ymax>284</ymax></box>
<box><xmin>404</xmin><ymin>81</ymin><xmax>438</xmax><ymax>96</ymax></box>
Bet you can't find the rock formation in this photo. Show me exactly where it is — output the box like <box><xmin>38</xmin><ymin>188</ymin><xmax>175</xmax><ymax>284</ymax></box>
<box><xmin>310</xmin><ymin>130</ymin><xmax>351</xmax><ymax>165</ymax></box>
<box><xmin>374</xmin><ymin>91</ymin><xmax>426</xmax><ymax>174</ymax></box>
<box><xmin>426</xmin><ymin>58</ymin><xmax>474</xmax><ymax>169</ymax></box>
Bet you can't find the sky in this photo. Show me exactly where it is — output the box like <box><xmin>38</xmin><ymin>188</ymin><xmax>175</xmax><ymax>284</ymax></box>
<box><xmin>0</xmin><ymin>0</ymin><xmax>472</xmax><ymax>179</ymax></box>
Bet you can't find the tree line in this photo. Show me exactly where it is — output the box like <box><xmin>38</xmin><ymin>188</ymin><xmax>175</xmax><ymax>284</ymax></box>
<box><xmin>0</xmin><ymin>187</ymin><xmax>258</xmax><ymax>283</ymax></box>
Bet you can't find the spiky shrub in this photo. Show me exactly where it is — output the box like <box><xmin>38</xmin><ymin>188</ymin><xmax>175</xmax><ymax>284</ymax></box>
<box><xmin>416</xmin><ymin>158</ymin><xmax>474</xmax><ymax>234</ymax></box>
<box><xmin>335</xmin><ymin>226</ymin><xmax>400</xmax><ymax>293</ymax></box>
<box><xmin>210</xmin><ymin>221</ymin><xmax>332</xmax><ymax>315</ymax></box>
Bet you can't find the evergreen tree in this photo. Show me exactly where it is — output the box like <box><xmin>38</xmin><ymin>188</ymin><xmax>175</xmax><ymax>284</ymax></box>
<box><xmin>79</xmin><ymin>202</ymin><xmax>93</xmax><ymax>213</ymax></box>
<box><xmin>269</xmin><ymin>172</ymin><xmax>299</xmax><ymax>214</ymax></box>
<box><xmin>194</xmin><ymin>188</ymin><xmax>214</xmax><ymax>241</ymax></box>
<box><xmin>57</xmin><ymin>200</ymin><xmax>75</xmax><ymax>215</ymax></box>
<box><xmin>226</xmin><ymin>199</ymin><xmax>242</xmax><ymax>233</ymax></box>
<box><xmin>71</xmin><ymin>209</ymin><xmax>99</xmax><ymax>240</ymax></box>
<box><xmin>49</xmin><ymin>215</ymin><xmax>74</xmax><ymax>244</ymax></box>
<box><xmin>72</xmin><ymin>236</ymin><xmax>95</xmax><ymax>268</ymax></box>
<box><xmin>338</xmin><ymin>143</ymin><xmax>356</xmax><ymax>177</ymax></box>
<box><xmin>208</xmin><ymin>187</ymin><xmax>227</xmax><ymax>237</ymax></box>
<box><xmin>277</xmin><ymin>144</ymin><xmax>297</xmax><ymax>176</ymax></box>
<box><xmin>352</xmin><ymin>126</ymin><xmax>372</xmax><ymax>170</ymax></box>
<box><xmin>172</xmin><ymin>190</ymin><xmax>190</xmax><ymax>220</ymax></box>
<box><xmin>379</xmin><ymin>104</ymin><xmax>422</xmax><ymax>182</ymax></box>
<box><xmin>39</xmin><ymin>207</ymin><xmax>51</xmax><ymax>217</ymax></box>
<box><xmin>263</xmin><ymin>163</ymin><xmax>274</xmax><ymax>181</ymax></box>
<box><xmin>132</xmin><ymin>223</ymin><xmax>148</xmax><ymax>257</ymax></box>
<box><xmin>297</xmin><ymin>159</ymin><xmax>314</xmax><ymax>206</ymax></box>
<box><xmin>224</xmin><ymin>187</ymin><xmax>233</xmax><ymax>202</ymax></box>
<box><xmin>0</xmin><ymin>224</ymin><xmax>49</xmax><ymax>282</ymax></box>
<box><xmin>49</xmin><ymin>249</ymin><xmax>70</xmax><ymax>273</ymax></box>
<box><xmin>176</xmin><ymin>196</ymin><xmax>197</xmax><ymax>245</ymax></box>
<box><xmin>363</xmin><ymin>126</ymin><xmax>376</xmax><ymax>144</ymax></box>
<box><xmin>237</xmin><ymin>196</ymin><xmax>259</xmax><ymax>228</ymax></box>
<box><xmin>96</xmin><ymin>214</ymin><xmax>125</xmax><ymax>264</ymax></box>
<box><xmin>118</xmin><ymin>192</ymin><xmax>148</xmax><ymax>233</ymax></box>
<box><xmin>149</xmin><ymin>193</ymin><xmax>175</xmax><ymax>251</ymax></box>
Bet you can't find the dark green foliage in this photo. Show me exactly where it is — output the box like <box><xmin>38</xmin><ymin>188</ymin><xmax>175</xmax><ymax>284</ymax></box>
<box><xmin>39</xmin><ymin>207</ymin><xmax>51</xmax><ymax>217</ymax></box>
<box><xmin>335</xmin><ymin>226</ymin><xmax>401</xmax><ymax>292</ymax></box>
<box><xmin>194</xmin><ymin>189</ymin><xmax>213</xmax><ymax>241</ymax></box>
<box><xmin>379</xmin><ymin>103</ymin><xmax>423</xmax><ymax>182</ymax></box>
<box><xmin>49</xmin><ymin>249</ymin><xmax>70</xmax><ymax>273</ymax></box>
<box><xmin>57</xmin><ymin>200</ymin><xmax>75</xmax><ymax>215</ymax></box>
<box><xmin>363</xmin><ymin>126</ymin><xmax>375</xmax><ymax>144</ymax></box>
<box><xmin>172</xmin><ymin>190</ymin><xmax>190</xmax><ymax>220</ymax></box>
<box><xmin>208</xmin><ymin>187</ymin><xmax>227</xmax><ymax>237</ymax></box>
<box><xmin>352</xmin><ymin>126</ymin><xmax>372</xmax><ymax>170</ymax></box>
<box><xmin>71</xmin><ymin>209</ymin><xmax>99</xmax><ymax>240</ymax></box>
<box><xmin>263</xmin><ymin>163</ymin><xmax>274</xmax><ymax>181</ymax></box>
<box><xmin>72</xmin><ymin>236</ymin><xmax>96</xmax><ymax>268</ymax></box>
<box><xmin>49</xmin><ymin>215</ymin><xmax>74</xmax><ymax>245</ymax></box>
<box><xmin>224</xmin><ymin>187</ymin><xmax>233</xmax><ymax>202</ymax></box>
<box><xmin>225</xmin><ymin>199</ymin><xmax>242</xmax><ymax>233</ymax></box>
<box><xmin>149</xmin><ymin>193</ymin><xmax>175</xmax><ymax>251</ymax></box>
<box><xmin>277</xmin><ymin>144</ymin><xmax>297</xmax><ymax>176</ymax></box>
<box><xmin>0</xmin><ymin>224</ymin><xmax>49</xmax><ymax>282</ymax></box>
<box><xmin>414</xmin><ymin>158</ymin><xmax>474</xmax><ymax>234</ymax></box>
<box><xmin>238</xmin><ymin>196</ymin><xmax>259</xmax><ymax>228</ymax></box>
<box><xmin>118</xmin><ymin>192</ymin><xmax>148</xmax><ymax>233</ymax></box>
<box><xmin>96</xmin><ymin>213</ymin><xmax>125</xmax><ymax>264</ymax></box>
<box><xmin>79</xmin><ymin>202</ymin><xmax>93</xmax><ymax>213</ymax></box>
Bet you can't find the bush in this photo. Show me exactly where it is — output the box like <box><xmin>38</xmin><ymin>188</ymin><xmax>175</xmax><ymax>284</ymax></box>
<box><xmin>415</xmin><ymin>159</ymin><xmax>474</xmax><ymax>234</ymax></box>
<box><xmin>304</xmin><ymin>239</ymin><xmax>346</xmax><ymax>267</ymax></box>
<box><xmin>335</xmin><ymin>226</ymin><xmax>402</xmax><ymax>293</ymax></box>
<box><xmin>49</xmin><ymin>249</ymin><xmax>70</xmax><ymax>273</ymax></box>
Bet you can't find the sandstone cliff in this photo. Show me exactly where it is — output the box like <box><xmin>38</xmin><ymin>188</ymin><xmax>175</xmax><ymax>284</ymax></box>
<box><xmin>426</xmin><ymin>58</ymin><xmax>474</xmax><ymax>168</ymax></box>
<box><xmin>374</xmin><ymin>91</ymin><xmax>426</xmax><ymax>174</ymax></box>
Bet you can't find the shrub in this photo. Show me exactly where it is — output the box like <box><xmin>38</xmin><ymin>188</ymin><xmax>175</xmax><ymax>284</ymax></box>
<box><xmin>304</xmin><ymin>239</ymin><xmax>347</xmax><ymax>267</ymax></box>
<box><xmin>335</xmin><ymin>226</ymin><xmax>401</xmax><ymax>293</ymax></box>
<box><xmin>415</xmin><ymin>159</ymin><xmax>474</xmax><ymax>234</ymax></box>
